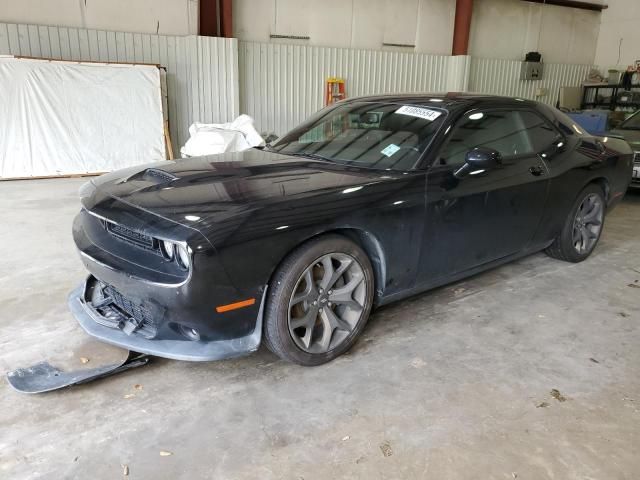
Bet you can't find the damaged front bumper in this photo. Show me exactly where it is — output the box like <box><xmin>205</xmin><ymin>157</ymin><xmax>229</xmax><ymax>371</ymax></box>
<box><xmin>68</xmin><ymin>276</ymin><xmax>265</xmax><ymax>362</ymax></box>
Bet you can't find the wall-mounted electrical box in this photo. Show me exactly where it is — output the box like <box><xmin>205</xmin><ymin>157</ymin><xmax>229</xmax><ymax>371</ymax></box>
<box><xmin>521</xmin><ymin>61</ymin><xmax>544</xmax><ymax>80</ymax></box>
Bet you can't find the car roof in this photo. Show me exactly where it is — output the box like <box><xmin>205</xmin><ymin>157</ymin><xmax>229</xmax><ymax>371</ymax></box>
<box><xmin>343</xmin><ymin>92</ymin><xmax>539</xmax><ymax>111</ymax></box>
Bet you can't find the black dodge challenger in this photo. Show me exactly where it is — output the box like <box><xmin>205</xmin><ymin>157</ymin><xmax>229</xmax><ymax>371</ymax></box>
<box><xmin>70</xmin><ymin>94</ymin><xmax>633</xmax><ymax>366</ymax></box>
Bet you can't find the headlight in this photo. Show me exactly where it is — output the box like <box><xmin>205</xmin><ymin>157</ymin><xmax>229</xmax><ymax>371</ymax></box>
<box><xmin>160</xmin><ymin>240</ymin><xmax>174</xmax><ymax>259</ymax></box>
<box><xmin>159</xmin><ymin>239</ymin><xmax>190</xmax><ymax>270</ymax></box>
<box><xmin>176</xmin><ymin>244</ymin><xmax>191</xmax><ymax>270</ymax></box>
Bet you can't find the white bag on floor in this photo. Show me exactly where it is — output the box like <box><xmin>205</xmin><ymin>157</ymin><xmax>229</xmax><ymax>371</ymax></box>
<box><xmin>180</xmin><ymin>115</ymin><xmax>264</xmax><ymax>157</ymax></box>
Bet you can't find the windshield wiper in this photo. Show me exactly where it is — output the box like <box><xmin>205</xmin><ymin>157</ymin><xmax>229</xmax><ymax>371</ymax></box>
<box><xmin>288</xmin><ymin>152</ymin><xmax>333</xmax><ymax>162</ymax></box>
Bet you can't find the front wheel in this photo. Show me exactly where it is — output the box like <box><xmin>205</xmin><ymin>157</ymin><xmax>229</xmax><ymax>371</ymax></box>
<box><xmin>545</xmin><ymin>184</ymin><xmax>605</xmax><ymax>262</ymax></box>
<box><xmin>263</xmin><ymin>235</ymin><xmax>374</xmax><ymax>366</ymax></box>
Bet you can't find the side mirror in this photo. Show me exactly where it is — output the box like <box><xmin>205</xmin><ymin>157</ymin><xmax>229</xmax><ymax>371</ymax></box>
<box><xmin>454</xmin><ymin>147</ymin><xmax>502</xmax><ymax>178</ymax></box>
<box><xmin>466</xmin><ymin>147</ymin><xmax>502</xmax><ymax>169</ymax></box>
<box><xmin>540</xmin><ymin>138</ymin><xmax>566</xmax><ymax>159</ymax></box>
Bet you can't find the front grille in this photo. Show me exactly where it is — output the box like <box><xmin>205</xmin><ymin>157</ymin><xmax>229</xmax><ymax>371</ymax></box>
<box><xmin>634</xmin><ymin>152</ymin><xmax>640</xmax><ymax>165</ymax></box>
<box><xmin>97</xmin><ymin>285</ymin><xmax>158</xmax><ymax>338</ymax></box>
<box><xmin>103</xmin><ymin>219</ymin><xmax>161</xmax><ymax>255</ymax></box>
<box><xmin>104</xmin><ymin>220</ymin><xmax>154</xmax><ymax>248</ymax></box>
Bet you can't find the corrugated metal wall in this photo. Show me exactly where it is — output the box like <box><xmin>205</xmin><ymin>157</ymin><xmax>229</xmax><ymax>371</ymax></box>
<box><xmin>469</xmin><ymin>57</ymin><xmax>593</xmax><ymax>107</ymax></box>
<box><xmin>239</xmin><ymin>41</ymin><xmax>451</xmax><ymax>136</ymax></box>
<box><xmin>0</xmin><ymin>23</ymin><xmax>595</xmax><ymax>148</ymax></box>
<box><xmin>240</xmin><ymin>41</ymin><xmax>594</xmax><ymax>136</ymax></box>
<box><xmin>0</xmin><ymin>23</ymin><xmax>239</xmax><ymax>149</ymax></box>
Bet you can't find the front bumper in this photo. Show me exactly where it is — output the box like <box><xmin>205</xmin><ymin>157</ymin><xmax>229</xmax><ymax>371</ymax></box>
<box><xmin>69</xmin><ymin>278</ymin><xmax>265</xmax><ymax>362</ymax></box>
<box><xmin>630</xmin><ymin>164</ymin><xmax>640</xmax><ymax>188</ymax></box>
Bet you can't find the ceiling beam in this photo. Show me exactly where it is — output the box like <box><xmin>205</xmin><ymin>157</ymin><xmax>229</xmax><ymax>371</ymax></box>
<box><xmin>199</xmin><ymin>0</ymin><xmax>219</xmax><ymax>36</ymax></box>
<box><xmin>452</xmin><ymin>0</ymin><xmax>474</xmax><ymax>56</ymax></box>
<box><xmin>521</xmin><ymin>0</ymin><xmax>607</xmax><ymax>12</ymax></box>
<box><xmin>220</xmin><ymin>0</ymin><xmax>233</xmax><ymax>38</ymax></box>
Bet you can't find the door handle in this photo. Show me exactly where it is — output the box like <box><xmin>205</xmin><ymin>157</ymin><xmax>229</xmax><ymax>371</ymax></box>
<box><xmin>529</xmin><ymin>165</ymin><xmax>545</xmax><ymax>176</ymax></box>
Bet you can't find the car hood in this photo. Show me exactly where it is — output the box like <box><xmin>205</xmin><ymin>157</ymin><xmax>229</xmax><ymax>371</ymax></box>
<box><xmin>88</xmin><ymin>149</ymin><xmax>388</xmax><ymax>230</ymax></box>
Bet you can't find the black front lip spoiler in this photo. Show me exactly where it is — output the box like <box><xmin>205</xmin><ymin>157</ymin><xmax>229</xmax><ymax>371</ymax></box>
<box><xmin>68</xmin><ymin>279</ymin><xmax>266</xmax><ymax>362</ymax></box>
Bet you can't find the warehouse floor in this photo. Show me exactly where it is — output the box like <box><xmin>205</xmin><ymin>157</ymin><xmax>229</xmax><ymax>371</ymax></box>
<box><xmin>1</xmin><ymin>178</ymin><xmax>639</xmax><ymax>480</ymax></box>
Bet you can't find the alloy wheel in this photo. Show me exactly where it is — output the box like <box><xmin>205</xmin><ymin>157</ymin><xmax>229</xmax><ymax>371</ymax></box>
<box><xmin>287</xmin><ymin>253</ymin><xmax>367</xmax><ymax>354</ymax></box>
<box><xmin>572</xmin><ymin>193</ymin><xmax>604</xmax><ymax>254</ymax></box>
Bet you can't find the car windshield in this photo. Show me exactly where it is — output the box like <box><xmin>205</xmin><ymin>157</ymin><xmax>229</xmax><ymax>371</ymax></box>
<box><xmin>271</xmin><ymin>101</ymin><xmax>446</xmax><ymax>171</ymax></box>
<box><xmin>620</xmin><ymin>111</ymin><xmax>640</xmax><ymax>130</ymax></box>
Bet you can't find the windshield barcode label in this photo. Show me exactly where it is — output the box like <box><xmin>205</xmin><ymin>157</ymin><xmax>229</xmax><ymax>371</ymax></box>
<box><xmin>395</xmin><ymin>106</ymin><xmax>442</xmax><ymax>121</ymax></box>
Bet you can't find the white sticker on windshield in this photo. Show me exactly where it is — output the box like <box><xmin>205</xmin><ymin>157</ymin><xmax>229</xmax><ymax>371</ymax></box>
<box><xmin>381</xmin><ymin>143</ymin><xmax>401</xmax><ymax>157</ymax></box>
<box><xmin>395</xmin><ymin>105</ymin><xmax>442</xmax><ymax>121</ymax></box>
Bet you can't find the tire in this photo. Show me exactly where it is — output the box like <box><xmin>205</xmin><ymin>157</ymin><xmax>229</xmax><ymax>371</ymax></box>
<box><xmin>263</xmin><ymin>234</ymin><xmax>375</xmax><ymax>366</ymax></box>
<box><xmin>545</xmin><ymin>183</ymin><xmax>606</xmax><ymax>263</ymax></box>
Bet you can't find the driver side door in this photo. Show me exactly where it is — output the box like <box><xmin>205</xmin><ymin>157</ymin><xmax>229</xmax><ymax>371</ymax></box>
<box><xmin>417</xmin><ymin>108</ymin><xmax>558</xmax><ymax>284</ymax></box>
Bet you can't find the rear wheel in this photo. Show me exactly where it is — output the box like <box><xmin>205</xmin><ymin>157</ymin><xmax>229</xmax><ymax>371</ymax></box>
<box><xmin>263</xmin><ymin>235</ymin><xmax>374</xmax><ymax>366</ymax></box>
<box><xmin>545</xmin><ymin>184</ymin><xmax>605</xmax><ymax>262</ymax></box>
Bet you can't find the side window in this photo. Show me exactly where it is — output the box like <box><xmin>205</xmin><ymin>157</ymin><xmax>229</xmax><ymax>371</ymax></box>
<box><xmin>519</xmin><ymin>111</ymin><xmax>560</xmax><ymax>152</ymax></box>
<box><xmin>439</xmin><ymin>110</ymin><xmax>534</xmax><ymax>166</ymax></box>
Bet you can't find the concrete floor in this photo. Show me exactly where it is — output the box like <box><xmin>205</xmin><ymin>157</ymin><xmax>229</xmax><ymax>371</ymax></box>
<box><xmin>1</xmin><ymin>178</ymin><xmax>639</xmax><ymax>480</ymax></box>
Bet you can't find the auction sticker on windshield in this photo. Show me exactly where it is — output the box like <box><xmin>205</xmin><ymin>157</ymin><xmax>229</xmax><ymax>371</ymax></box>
<box><xmin>380</xmin><ymin>143</ymin><xmax>401</xmax><ymax>157</ymax></box>
<box><xmin>395</xmin><ymin>105</ymin><xmax>442</xmax><ymax>121</ymax></box>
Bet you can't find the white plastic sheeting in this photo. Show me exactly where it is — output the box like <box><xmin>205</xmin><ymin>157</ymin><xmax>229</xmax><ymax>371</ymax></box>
<box><xmin>180</xmin><ymin>115</ymin><xmax>264</xmax><ymax>157</ymax></box>
<box><xmin>0</xmin><ymin>56</ymin><xmax>165</xmax><ymax>178</ymax></box>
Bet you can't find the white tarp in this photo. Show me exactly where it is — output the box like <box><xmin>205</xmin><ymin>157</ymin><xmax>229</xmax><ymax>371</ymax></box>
<box><xmin>0</xmin><ymin>56</ymin><xmax>165</xmax><ymax>178</ymax></box>
<box><xmin>180</xmin><ymin>115</ymin><xmax>264</xmax><ymax>157</ymax></box>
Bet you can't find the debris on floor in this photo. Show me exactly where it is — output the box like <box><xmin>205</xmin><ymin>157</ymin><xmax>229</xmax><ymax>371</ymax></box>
<box><xmin>536</xmin><ymin>402</ymin><xmax>550</xmax><ymax>408</ymax></box>
<box><xmin>379</xmin><ymin>441</ymin><xmax>393</xmax><ymax>457</ymax></box>
<box><xmin>159</xmin><ymin>451</ymin><xmax>173</xmax><ymax>457</ymax></box>
<box><xmin>550</xmin><ymin>389</ymin><xmax>568</xmax><ymax>402</ymax></box>
<box><xmin>122</xmin><ymin>464</ymin><xmax>129</xmax><ymax>476</ymax></box>
<box><xmin>410</xmin><ymin>357</ymin><xmax>427</xmax><ymax>368</ymax></box>
<box><xmin>589</xmin><ymin>357</ymin><xmax>600</xmax><ymax>363</ymax></box>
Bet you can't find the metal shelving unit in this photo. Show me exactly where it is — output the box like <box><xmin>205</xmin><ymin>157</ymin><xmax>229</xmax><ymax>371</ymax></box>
<box><xmin>581</xmin><ymin>84</ymin><xmax>640</xmax><ymax>111</ymax></box>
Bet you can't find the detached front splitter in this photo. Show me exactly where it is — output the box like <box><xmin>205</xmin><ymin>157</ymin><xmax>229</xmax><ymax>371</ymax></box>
<box><xmin>6</xmin><ymin>351</ymin><xmax>149</xmax><ymax>394</ymax></box>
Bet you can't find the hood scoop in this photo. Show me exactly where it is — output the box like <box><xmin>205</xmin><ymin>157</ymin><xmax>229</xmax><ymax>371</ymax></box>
<box><xmin>136</xmin><ymin>168</ymin><xmax>179</xmax><ymax>184</ymax></box>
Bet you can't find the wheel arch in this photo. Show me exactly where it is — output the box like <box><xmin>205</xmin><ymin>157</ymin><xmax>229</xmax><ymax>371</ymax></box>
<box><xmin>589</xmin><ymin>176</ymin><xmax>610</xmax><ymax>203</ymax></box>
<box><xmin>330</xmin><ymin>228</ymin><xmax>387</xmax><ymax>300</ymax></box>
<box><xmin>266</xmin><ymin>227</ymin><xmax>388</xmax><ymax>302</ymax></box>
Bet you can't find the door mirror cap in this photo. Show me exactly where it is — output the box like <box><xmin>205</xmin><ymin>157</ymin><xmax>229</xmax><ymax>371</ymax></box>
<box><xmin>465</xmin><ymin>147</ymin><xmax>502</xmax><ymax>169</ymax></box>
<box><xmin>454</xmin><ymin>147</ymin><xmax>502</xmax><ymax>178</ymax></box>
